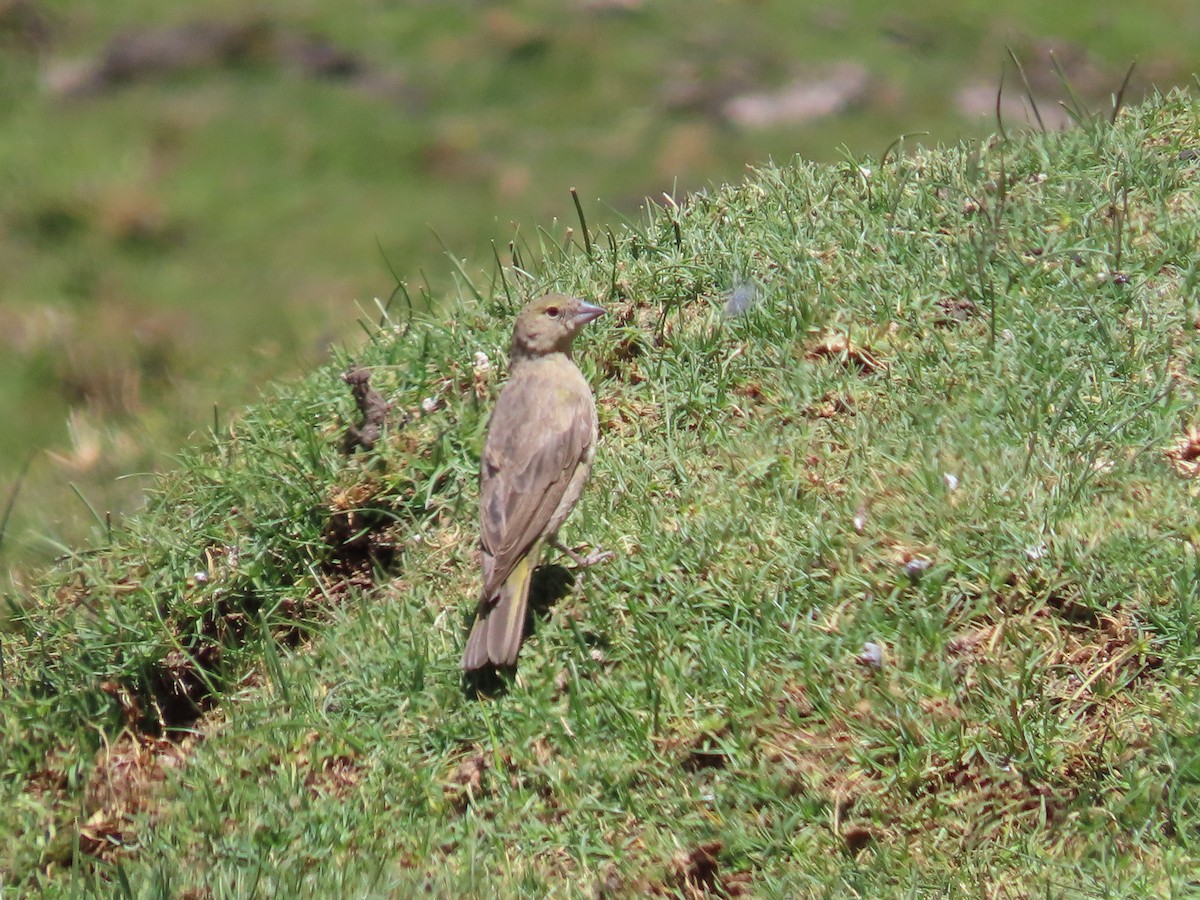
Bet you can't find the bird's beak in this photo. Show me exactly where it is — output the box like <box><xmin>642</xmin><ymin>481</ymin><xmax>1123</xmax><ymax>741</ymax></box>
<box><xmin>573</xmin><ymin>301</ymin><xmax>606</xmax><ymax>325</ymax></box>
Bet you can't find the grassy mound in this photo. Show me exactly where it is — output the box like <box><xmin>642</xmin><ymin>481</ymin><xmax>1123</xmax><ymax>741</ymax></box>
<box><xmin>3</xmin><ymin>91</ymin><xmax>1200</xmax><ymax>895</ymax></box>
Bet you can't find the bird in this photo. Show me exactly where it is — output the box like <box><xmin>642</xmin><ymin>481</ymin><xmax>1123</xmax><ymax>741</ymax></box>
<box><xmin>462</xmin><ymin>293</ymin><xmax>606</xmax><ymax>671</ymax></box>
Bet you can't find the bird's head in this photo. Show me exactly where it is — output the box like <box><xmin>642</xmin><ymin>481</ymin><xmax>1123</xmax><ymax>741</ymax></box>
<box><xmin>510</xmin><ymin>293</ymin><xmax>605</xmax><ymax>358</ymax></box>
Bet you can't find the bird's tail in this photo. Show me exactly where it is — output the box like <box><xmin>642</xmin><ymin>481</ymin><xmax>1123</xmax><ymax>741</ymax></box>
<box><xmin>462</xmin><ymin>554</ymin><xmax>535</xmax><ymax>671</ymax></box>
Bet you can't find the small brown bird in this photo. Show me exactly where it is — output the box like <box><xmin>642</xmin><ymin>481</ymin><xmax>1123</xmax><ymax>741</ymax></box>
<box><xmin>462</xmin><ymin>293</ymin><xmax>606</xmax><ymax>671</ymax></box>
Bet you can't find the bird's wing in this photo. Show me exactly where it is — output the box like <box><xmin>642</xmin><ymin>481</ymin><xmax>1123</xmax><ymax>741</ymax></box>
<box><xmin>479</xmin><ymin>369</ymin><xmax>592</xmax><ymax>597</ymax></box>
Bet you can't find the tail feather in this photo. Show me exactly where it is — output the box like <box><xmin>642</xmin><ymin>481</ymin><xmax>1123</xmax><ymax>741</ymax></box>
<box><xmin>462</xmin><ymin>554</ymin><xmax>535</xmax><ymax>671</ymax></box>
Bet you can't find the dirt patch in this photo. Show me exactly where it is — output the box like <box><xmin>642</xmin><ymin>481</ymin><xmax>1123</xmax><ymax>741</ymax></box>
<box><xmin>757</xmin><ymin>600</ymin><xmax>1163</xmax><ymax>859</ymax></box>
<box><xmin>934</xmin><ymin>297</ymin><xmax>978</xmax><ymax>326</ymax></box>
<box><xmin>304</xmin><ymin>753</ymin><xmax>364</xmax><ymax>800</ymax></box>
<box><xmin>761</xmin><ymin>701</ymin><xmax>1054</xmax><ymax>856</ymax></box>
<box><xmin>805</xmin><ymin>333</ymin><xmax>885</xmax><ymax>374</ymax></box>
<box><xmin>134</xmin><ymin>500</ymin><xmax>401</xmax><ymax>731</ymax></box>
<box><xmin>722</xmin><ymin>62</ymin><xmax>869</xmax><ymax>130</ymax></box>
<box><xmin>141</xmin><ymin>545</ymin><xmax>269</xmax><ymax>729</ymax></box>
<box><xmin>599</xmin><ymin>319</ymin><xmax>649</xmax><ymax>386</ymax></box>
<box><xmin>320</xmin><ymin>480</ymin><xmax>400</xmax><ymax>599</ymax></box>
<box><xmin>44</xmin><ymin>17</ymin><xmax>416</xmax><ymax>105</ymax></box>
<box><xmin>652</xmin><ymin>840</ymin><xmax>753</xmax><ymax>898</ymax></box>
<box><xmin>600</xmin><ymin>395</ymin><xmax>664</xmax><ymax>438</ymax></box>
<box><xmin>671</xmin><ymin>726</ymin><xmax>733</xmax><ymax>773</ymax></box>
<box><xmin>150</xmin><ymin>645</ymin><xmax>223</xmax><ymax>727</ymax></box>
<box><xmin>1042</xmin><ymin>613</ymin><xmax>1161</xmax><ymax>721</ymax></box>
<box><xmin>0</xmin><ymin>0</ymin><xmax>51</xmax><ymax>50</ymax></box>
<box><xmin>1165</xmin><ymin>425</ymin><xmax>1200</xmax><ymax>477</ymax></box>
<box><xmin>760</xmin><ymin>719</ymin><xmax>871</xmax><ymax>808</ymax></box>
<box><xmin>803</xmin><ymin>390</ymin><xmax>856</xmax><ymax>419</ymax></box>
<box><xmin>78</xmin><ymin>730</ymin><xmax>199</xmax><ymax>861</ymax></box>
<box><xmin>839</xmin><ymin>824</ymin><xmax>876</xmax><ymax>855</ymax></box>
<box><xmin>909</xmin><ymin>753</ymin><xmax>1074</xmax><ymax>849</ymax></box>
<box><xmin>443</xmin><ymin>748</ymin><xmax>511</xmax><ymax>814</ymax></box>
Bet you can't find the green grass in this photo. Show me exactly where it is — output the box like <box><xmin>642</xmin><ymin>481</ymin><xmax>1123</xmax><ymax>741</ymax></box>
<box><xmin>3</xmin><ymin>90</ymin><xmax>1200</xmax><ymax>894</ymax></box>
<box><xmin>4</xmin><ymin>0</ymin><xmax>1200</xmax><ymax>568</ymax></box>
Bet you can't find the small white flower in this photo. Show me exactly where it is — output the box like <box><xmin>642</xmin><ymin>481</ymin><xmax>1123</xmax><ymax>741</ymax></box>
<box><xmin>193</xmin><ymin>571</ymin><xmax>209</xmax><ymax>584</ymax></box>
<box><xmin>904</xmin><ymin>557</ymin><xmax>931</xmax><ymax>579</ymax></box>
<box><xmin>1025</xmin><ymin>542</ymin><xmax>1047</xmax><ymax>561</ymax></box>
<box><xmin>859</xmin><ymin>641</ymin><xmax>884</xmax><ymax>669</ymax></box>
<box><xmin>852</xmin><ymin>511</ymin><xmax>867</xmax><ymax>534</ymax></box>
<box><xmin>473</xmin><ymin>351</ymin><xmax>491</xmax><ymax>374</ymax></box>
<box><xmin>943</xmin><ymin>473</ymin><xmax>959</xmax><ymax>492</ymax></box>
<box><xmin>421</xmin><ymin>396</ymin><xmax>440</xmax><ymax>414</ymax></box>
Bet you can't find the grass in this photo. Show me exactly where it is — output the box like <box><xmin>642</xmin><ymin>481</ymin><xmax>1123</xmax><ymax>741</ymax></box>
<box><xmin>3</xmin><ymin>89</ymin><xmax>1200</xmax><ymax>895</ymax></box>
<box><xmin>4</xmin><ymin>0</ymin><xmax>1200</xmax><ymax>566</ymax></box>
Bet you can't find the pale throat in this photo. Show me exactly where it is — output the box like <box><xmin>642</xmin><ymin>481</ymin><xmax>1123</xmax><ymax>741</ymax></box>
<box><xmin>510</xmin><ymin>338</ymin><xmax>575</xmax><ymax>363</ymax></box>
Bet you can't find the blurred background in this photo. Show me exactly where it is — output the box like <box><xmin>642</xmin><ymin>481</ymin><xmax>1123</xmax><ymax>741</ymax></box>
<box><xmin>1</xmin><ymin>0</ymin><xmax>1197</xmax><ymax>570</ymax></box>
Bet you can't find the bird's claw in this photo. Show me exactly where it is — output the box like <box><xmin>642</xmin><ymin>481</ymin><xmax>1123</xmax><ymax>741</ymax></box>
<box><xmin>551</xmin><ymin>539</ymin><xmax>614</xmax><ymax>569</ymax></box>
<box><xmin>574</xmin><ymin>548</ymin><xmax>616</xmax><ymax>567</ymax></box>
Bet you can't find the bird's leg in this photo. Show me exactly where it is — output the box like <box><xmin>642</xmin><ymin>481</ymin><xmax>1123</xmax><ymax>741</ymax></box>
<box><xmin>549</xmin><ymin>535</ymin><xmax>614</xmax><ymax>568</ymax></box>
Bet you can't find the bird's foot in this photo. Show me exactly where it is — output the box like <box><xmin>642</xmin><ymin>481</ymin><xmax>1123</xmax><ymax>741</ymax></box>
<box><xmin>550</xmin><ymin>538</ymin><xmax>615</xmax><ymax>569</ymax></box>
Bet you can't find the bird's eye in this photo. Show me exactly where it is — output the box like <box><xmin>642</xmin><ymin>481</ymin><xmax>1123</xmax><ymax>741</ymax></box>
<box><xmin>545</xmin><ymin>306</ymin><xmax>561</xmax><ymax>318</ymax></box>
